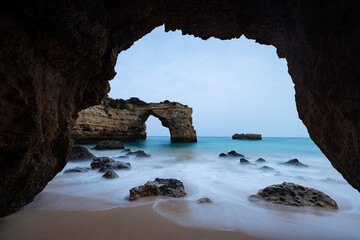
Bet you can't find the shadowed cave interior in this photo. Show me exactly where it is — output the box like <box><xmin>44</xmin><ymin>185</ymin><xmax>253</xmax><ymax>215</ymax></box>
<box><xmin>0</xmin><ymin>0</ymin><xmax>359</xmax><ymax>217</ymax></box>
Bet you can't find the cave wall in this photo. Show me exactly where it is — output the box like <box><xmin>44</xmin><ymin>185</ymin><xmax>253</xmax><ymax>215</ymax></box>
<box><xmin>0</xmin><ymin>0</ymin><xmax>360</xmax><ymax>217</ymax></box>
<box><xmin>72</xmin><ymin>97</ymin><xmax>197</xmax><ymax>143</ymax></box>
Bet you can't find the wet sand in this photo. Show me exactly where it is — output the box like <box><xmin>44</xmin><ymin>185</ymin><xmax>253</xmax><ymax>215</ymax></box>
<box><xmin>0</xmin><ymin>203</ymin><xmax>262</xmax><ymax>240</ymax></box>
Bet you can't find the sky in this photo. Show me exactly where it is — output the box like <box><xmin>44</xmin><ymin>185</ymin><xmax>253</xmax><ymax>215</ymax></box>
<box><xmin>109</xmin><ymin>26</ymin><xmax>309</xmax><ymax>137</ymax></box>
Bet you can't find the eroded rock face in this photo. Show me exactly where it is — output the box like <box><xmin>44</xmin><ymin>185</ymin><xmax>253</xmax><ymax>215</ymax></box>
<box><xmin>93</xmin><ymin>140</ymin><xmax>124</xmax><ymax>150</ymax></box>
<box><xmin>0</xmin><ymin>0</ymin><xmax>360</xmax><ymax>216</ymax></box>
<box><xmin>249</xmin><ymin>182</ymin><xmax>338</xmax><ymax>209</ymax></box>
<box><xmin>72</xmin><ymin>97</ymin><xmax>197</xmax><ymax>143</ymax></box>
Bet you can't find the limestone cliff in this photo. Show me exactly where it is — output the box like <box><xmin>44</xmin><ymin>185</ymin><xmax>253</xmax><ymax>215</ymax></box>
<box><xmin>72</xmin><ymin>98</ymin><xmax>197</xmax><ymax>143</ymax></box>
<box><xmin>1</xmin><ymin>0</ymin><xmax>360</xmax><ymax>216</ymax></box>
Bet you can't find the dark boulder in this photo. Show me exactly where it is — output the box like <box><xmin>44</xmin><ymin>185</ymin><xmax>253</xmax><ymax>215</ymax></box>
<box><xmin>102</xmin><ymin>170</ymin><xmax>119</xmax><ymax>179</ymax></box>
<box><xmin>69</xmin><ymin>146</ymin><xmax>95</xmax><ymax>161</ymax></box>
<box><xmin>135</xmin><ymin>151</ymin><xmax>151</xmax><ymax>158</ymax></box>
<box><xmin>249</xmin><ymin>182</ymin><xmax>338</xmax><ymax>209</ymax></box>
<box><xmin>129</xmin><ymin>178</ymin><xmax>186</xmax><ymax>201</ymax></box>
<box><xmin>227</xmin><ymin>150</ymin><xmax>244</xmax><ymax>157</ymax></box>
<box><xmin>93</xmin><ymin>140</ymin><xmax>124</xmax><ymax>150</ymax></box>
<box><xmin>282</xmin><ymin>159</ymin><xmax>309</xmax><ymax>167</ymax></box>
<box><xmin>64</xmin><ymin>167</ymin><xmax>90</xmax><ymax>173</ymax></box>
<box><xmin>91</xmin><ymin>157</ymin><xmax>130</xmax><ymax>170</ymax></box>
<box><xmin>240</xmin><ymin>158</ymin><xmax>253</xmax><ymax>165</ymax></box>
<box><xmin>219</xmin><ymin>153</ymin><xmax>227</xmax><ymax>157</ymax></box>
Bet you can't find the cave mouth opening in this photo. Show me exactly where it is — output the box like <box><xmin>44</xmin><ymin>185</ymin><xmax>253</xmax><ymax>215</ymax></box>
<box><xmin>109</xmin><ymin>25</ymin><xmax>308</xmax><ymax>138</ymax></box>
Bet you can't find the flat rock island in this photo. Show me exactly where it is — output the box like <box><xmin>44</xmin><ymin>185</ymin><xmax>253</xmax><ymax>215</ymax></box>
<box><xmin>232</xmin><ymin>133</ymin><xmax>262</xmax><ymax>140</ymax></box>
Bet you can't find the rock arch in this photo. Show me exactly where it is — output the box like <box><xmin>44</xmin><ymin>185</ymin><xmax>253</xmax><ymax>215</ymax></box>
<box><xmin>72</xmin><ymin>97</ymin><xmax>197</xmax><ymax>143</ymax></box>
<box><xmin>1</xmin><ymin>1</ymin><xmax>360</xmax><ymax>216</ymax></box>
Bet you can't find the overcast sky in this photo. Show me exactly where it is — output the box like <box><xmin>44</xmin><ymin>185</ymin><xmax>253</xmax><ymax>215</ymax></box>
<box><xmin>108</xmin><ymin>26</ymin><xmax>309</xmax><ymax>137</ymax></box>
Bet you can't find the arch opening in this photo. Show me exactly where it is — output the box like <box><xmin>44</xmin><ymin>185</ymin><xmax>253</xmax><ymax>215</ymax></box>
<box><xmin>144</xmin><ymin>115</ymin><xmax>170</xmax><ymax>137</ymax></box>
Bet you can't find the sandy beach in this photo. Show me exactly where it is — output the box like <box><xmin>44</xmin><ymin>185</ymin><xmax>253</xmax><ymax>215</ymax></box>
<box><xmin>0</xmin><ymin>203</ymin><xmax>262</xmax><ymax>240</ymax></box>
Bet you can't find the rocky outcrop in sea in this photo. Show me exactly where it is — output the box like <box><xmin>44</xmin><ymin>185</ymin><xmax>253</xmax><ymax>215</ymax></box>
<box><xmin>72</xmin><ymin>97</ymin><xmax>197</xmax><ymax>143</ymax></box>
<box><xmin>232</xmin><ymin>133</ymin><xmax>262</xmax><ymax>140</ymax></box>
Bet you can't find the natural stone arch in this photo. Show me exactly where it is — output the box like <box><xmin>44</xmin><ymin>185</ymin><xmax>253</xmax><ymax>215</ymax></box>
<box><xmin>0</xmin><ymin>1</ymin><xmax>360</xmax><ymax>216</ymax></box>
<box><xmin>72</xmin><ymin>97</ymin><xmax>197</xmax><ymax>143</ymax></box>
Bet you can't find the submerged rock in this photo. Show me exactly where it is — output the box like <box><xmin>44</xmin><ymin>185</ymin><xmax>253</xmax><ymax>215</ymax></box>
<box><xmin>219</xmin><ymin>153</ymin><xmax>227</xmax><ymax>157</ymax></box>
<box><xmin>256</xmin><ymin>158</ymin><xmax>266</xmax><ymax>163</ymax></box>
<box><xmin>227</xmin><ymin>150</ymin><xmax>245</xmax><ymax>157</ymax></box>
<box><xmin>116</xmin><ymin>155</ymin><xmax>130</xmax><ymax>160</ymax></box>
<box><xmin>197</xmin><ymin>197</ymin><xmax>213</xmax><ymax>204</ymax></box>
<box><xmin>69</xmin><ymin>146</ymin><xmax>95</xmax><ymax>161</ymax></box>
<box><xmin>98</xmin><ymin>166</ymin><xmax>109</xmax><ymax>172</ymax></box>
<box><xmin>64</xmin><ymin>167</ymin><xmax>90</xmax><ymax>173</ymax></box>
<box><xmin>91</xmin><ymin>157</ymin><xmax>130</xmax><ymax>170</ymax></box>
<box><xmin>93</xmin><ymin>140</ymin><xmax>124</xmax><ymax>150</ymax></box>
<box><xmin>122</xmin><ymin>148</ymin><xmax>131</xmax><ymax>153</ymax></box>
<box><xmin>232</xmin><ymin>133</ymin><xmax>262</xmax><ymax>140</ymax></box>
<box><xmin>129</xmin><ymin>178</ymin><xmax>186</xmax><ymax>201</ymax></box>
<box><xmin>282</xmin><ymin>159</ymin><xmax>309</xmax><ymax>167</ymax></box>
<box><xmin>102</xmin><ymin>170</ymin><xmax>119</xmax><ymax>179</ymax></box>
<box><xmin>126</xmin><ymin>150</ymin><xmax>151</xmax><ymax>158</ymax></box>
<box><xmin>259</xmin><ymin>165</ymin><xmax>275</xmax><ymax>172</ymax></box>
<box><xmin>240</xmin><ymin>158</ymin><xmax>253</xmax><ymax>165</ymax></box>
<box><xmin>249</xmin><ymin>182</ymin><xmax>338</xmax><ymax>209</ymax></box>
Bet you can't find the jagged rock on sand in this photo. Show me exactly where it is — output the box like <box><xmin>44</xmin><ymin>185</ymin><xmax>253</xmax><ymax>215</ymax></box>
<box><xmin>129</xmin><ymin>178</ymin><xmax>186</xmax><ymax>201</ymax></box>
<box><xmin>249</xmin><ymin>182</ymin><xmax>338</xmax><ymax>209</ymax></box>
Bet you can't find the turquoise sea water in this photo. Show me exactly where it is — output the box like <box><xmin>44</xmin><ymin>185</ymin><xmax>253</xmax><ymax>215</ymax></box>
<box><xmin>27</xmin><ymin>137</ymin><xmax>360</xmax><ymax>239</ymax></box>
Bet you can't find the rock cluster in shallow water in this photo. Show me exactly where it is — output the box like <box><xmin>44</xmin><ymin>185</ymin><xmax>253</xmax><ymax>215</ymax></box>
<box><xmin>249</xmin><ymin>182</ymin><xmax>338</xmax><ymax>209</ymax></box>
<box><xmin>91</xmin><ymin>157</ymin><xmax>130</xmax><ymax>170</ymax></box>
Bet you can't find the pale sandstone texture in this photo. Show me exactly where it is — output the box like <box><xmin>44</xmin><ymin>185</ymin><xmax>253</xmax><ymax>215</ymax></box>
<box><xmin>72</xmin><ymin>97</ymin><xmax>197</xmax><ymax>143</ymax></box>
<box><xmin>0</xmin><ymin>1</ymin><xmax>360</xmax><ymax>216</ymax></box>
